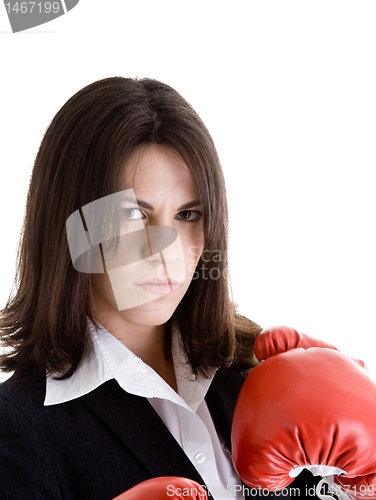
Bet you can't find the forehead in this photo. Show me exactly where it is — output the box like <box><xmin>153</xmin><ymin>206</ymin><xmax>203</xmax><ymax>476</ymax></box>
<box><xmin>122</xmin><ymin>145</ymin><xmax>197</xmax><ymax>196</ymax></box>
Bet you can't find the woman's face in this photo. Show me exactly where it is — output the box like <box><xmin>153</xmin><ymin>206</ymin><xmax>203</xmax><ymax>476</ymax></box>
<box><xmin>90</xmin><ymin>144</ymin><xmax>205</xmax><ymax>327</ymax></box>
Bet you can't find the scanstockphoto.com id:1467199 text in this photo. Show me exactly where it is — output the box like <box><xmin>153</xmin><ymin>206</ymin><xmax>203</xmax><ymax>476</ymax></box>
<box><xmin>166</xmin><ymin>480</ymin><xmax>376</xmax><ymax>499</ymax></box>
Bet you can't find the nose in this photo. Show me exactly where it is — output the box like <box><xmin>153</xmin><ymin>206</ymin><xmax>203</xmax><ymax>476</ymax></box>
<box><xmin>142</xmin><ymin>225</ymin><xmax>180</xmax><ymax>262</ymax></box>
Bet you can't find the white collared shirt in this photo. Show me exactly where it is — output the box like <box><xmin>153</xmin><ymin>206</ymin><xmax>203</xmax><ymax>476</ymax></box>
<box><xmin>45</xmin><ymin>319</ymin><xmax>245</xmax><ymax>500</ymax></box>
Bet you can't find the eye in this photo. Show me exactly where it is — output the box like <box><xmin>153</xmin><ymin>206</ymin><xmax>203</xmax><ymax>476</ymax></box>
<box><xmin>176</xmin><ymin>210</ymin><xmax>202</xmax><ymax>223</ymax></box>
<box><xmin>121</xmin><ymin>207</ymin><xmax>145</xmax><ymax>221</ymax></box>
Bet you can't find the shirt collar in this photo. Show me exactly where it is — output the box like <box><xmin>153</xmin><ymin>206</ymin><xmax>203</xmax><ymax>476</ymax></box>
<box><xmin>44</xmin><ymin>318</ymin><xmax>218</xmax><ymax>412</ymax></box>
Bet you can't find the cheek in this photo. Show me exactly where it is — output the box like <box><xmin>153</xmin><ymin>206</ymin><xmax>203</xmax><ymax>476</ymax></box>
<box><xmin>90</xmin><ymin>273</ymin><xmax>117</xmax><ymax>304</ymax></box>
<box><xmin>181</xmin><ymin>233</ymin><xmax>205</xmax><ymax>277</ymax></box>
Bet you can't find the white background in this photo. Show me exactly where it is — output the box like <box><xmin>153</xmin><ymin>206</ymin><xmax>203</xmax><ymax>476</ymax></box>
<box><xmin>1</xmin><ymin>1</ymin><xmax>375</xmax><ymax>382</ymax></box>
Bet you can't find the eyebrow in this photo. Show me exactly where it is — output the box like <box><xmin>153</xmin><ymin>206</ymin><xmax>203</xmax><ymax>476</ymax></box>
<box><xmin>121</xmin><ymin>196</ymin><xmax>202</xmax><ymax>211</ymax></box>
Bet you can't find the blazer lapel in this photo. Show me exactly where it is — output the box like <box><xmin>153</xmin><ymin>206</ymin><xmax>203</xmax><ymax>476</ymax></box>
<box><xmin>80</xmin><ymin>379</ymin><xmax>205</xmax><ymax>484</ymax></box>
<box><xmin>205</xmin><ymin>369</ymin><xmax>248</xmax><ymax>453</ymax></box>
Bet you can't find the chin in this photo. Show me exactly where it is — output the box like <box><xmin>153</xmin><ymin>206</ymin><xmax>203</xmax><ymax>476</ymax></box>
<box><xmin>119</xmin><ymin>304</ymin><xmax>175</xmax><ymax>326</ymax></box>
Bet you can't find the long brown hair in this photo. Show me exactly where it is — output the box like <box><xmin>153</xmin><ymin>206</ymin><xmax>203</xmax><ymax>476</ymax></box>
<box><xmin>0</xmin><ymin>77</ymin><xmax>261</xmax><ymax>380</ymax></box>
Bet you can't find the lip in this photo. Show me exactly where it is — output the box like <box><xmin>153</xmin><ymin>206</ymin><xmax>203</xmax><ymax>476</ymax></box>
<box><xmin>134</xmin><ymin>277</ymin><xmax>181</xmax><ymax>295</ymax></box>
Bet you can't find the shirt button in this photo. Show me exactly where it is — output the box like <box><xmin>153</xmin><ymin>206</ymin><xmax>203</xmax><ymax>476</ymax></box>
<box><xmin>194</xmin><ymin>452</ymin><xmax>206</xmax><ymax>464</ymax></box>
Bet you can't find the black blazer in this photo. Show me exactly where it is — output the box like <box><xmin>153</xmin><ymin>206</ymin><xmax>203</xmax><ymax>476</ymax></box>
<box><xmin>0</xmin><ymin>366</ymin><xmax>320</xmax><ymax>500</ymax></box>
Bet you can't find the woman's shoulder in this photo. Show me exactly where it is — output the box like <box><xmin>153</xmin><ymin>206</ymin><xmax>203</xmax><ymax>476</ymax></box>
<box><xmin>207</xmin><ymin>367</ymin><xmax>250</xmax><ymax>411</ymax></box>
<box><xmin>0</xmin><ymin>366</ymin><xmax>47</xmax><ymax>413</ymax></box>
<box><xmin>212</xmin><ymin>366</ymin><xmax>250</xmax><ymax>388</ymax></box>
<box><xmin>0</xmin><ymin>368</ymin><xmax>64</xmax><ymax>499</ymax></box>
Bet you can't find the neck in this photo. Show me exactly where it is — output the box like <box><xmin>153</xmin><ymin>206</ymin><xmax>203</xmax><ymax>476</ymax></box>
<box><xmin>91</xmin><ymin>296</ymin><xmax>178</xmax><ymax>392</ymax></box>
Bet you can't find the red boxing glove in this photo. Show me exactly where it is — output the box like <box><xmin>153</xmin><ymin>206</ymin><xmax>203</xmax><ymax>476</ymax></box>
<box><xmin>254</xmin><ymin>325</ymin><xmax>339</xmax><ymax>361</ymax></box>
<box><xmin>112</xmin><ymin>477</ymin><xmax>207</xmax><ymax>500</ymax></box>
<box><xmin>231</xmin><ymin>347</ymin><xmax>376</xmax><ymax>499</ymax></box>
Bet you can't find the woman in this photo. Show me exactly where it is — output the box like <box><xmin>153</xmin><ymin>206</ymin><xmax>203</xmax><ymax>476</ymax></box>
<box><xmin>0</xmin><ymin>77</ymin><xmax>317</xmax><ymax>499</ymax></box>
